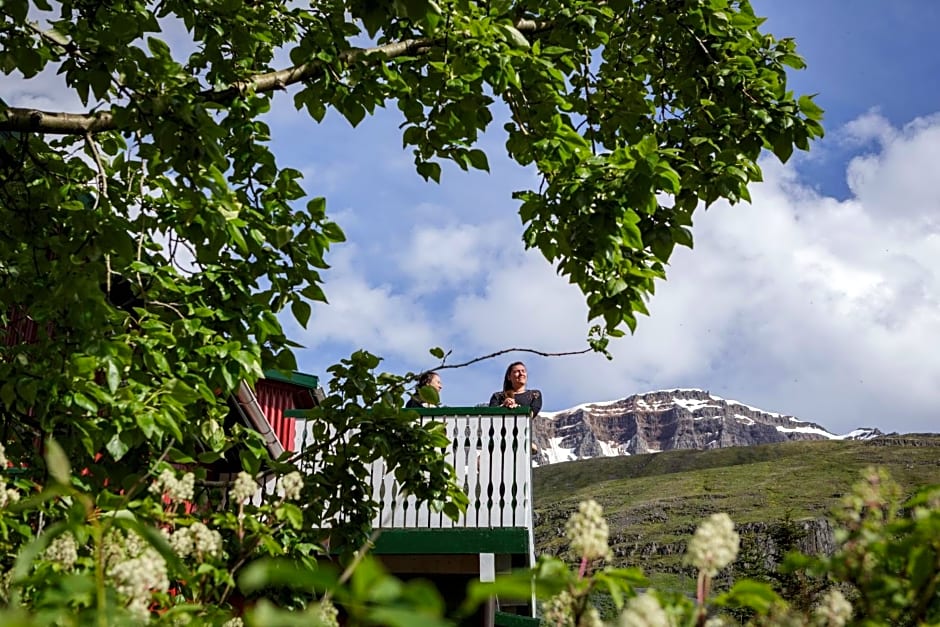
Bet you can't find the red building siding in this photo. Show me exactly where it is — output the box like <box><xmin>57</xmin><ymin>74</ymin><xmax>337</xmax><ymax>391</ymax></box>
<box><xmin>2</xmin><ymin>308</ymin><xmax>39</xmax><ymax>346</ymax></box>
<box><xmin>254</xmin><ymin>379</ymin><xmax>316</xmax><ymax>452</ymax></box>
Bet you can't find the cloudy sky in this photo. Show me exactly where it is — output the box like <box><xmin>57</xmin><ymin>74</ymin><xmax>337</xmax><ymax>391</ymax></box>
<box><xmin>276</xmin><ymin>1</ymin><xmax>940</xmax><ymax>436</ymax></box>
<box><xmin>6</xmin><ymin>2</ymin><xmax>940</xmax><ymax>435</ymax></box>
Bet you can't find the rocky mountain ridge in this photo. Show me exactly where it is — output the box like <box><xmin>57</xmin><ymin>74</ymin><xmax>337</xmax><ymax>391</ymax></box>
<box><xmin>533</xmin><ymin>388</ymin><xmax>882</xmax><ymax>466</ymax></box>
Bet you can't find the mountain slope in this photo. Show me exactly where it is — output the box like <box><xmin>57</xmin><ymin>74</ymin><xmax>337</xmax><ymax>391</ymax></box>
<box><xmin>532</xmin><ymin>435</ymin><xmax>940</xmax><ymax>591</ymax></box>
<box><xmin>533</xmin><ymin>389</ymin><xmax>881</xmax><ymax>465</ymax></box>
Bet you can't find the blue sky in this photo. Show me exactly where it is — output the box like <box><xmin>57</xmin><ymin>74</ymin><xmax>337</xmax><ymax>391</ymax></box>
<box><xmin>275</xmin><ymin>2</ymin><xmax>940</xmax><ymax>435</ymax></box>
<box><xmin>5</xmin><ymin>3</ymin><xmax>940</xmax><ymax>435</ymax></box>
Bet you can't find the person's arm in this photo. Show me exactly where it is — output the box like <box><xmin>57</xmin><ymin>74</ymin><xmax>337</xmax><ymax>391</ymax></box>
<box><xmin>529</xmin><ymin>390</ymin><xmax>542</xmax><ymax>418</ymax></box>
<box><xmin>488</xmin><ymin>392</ymin><xmax>503</xmax><ymax>407</ymax></box>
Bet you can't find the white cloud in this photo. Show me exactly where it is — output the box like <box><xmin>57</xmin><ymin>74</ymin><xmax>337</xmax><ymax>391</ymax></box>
<box><xmin>293</xmin><ymin>111</ymin><xmax>940</xmax><ymax>436</ymax></box>
<box><xmin>291</xmin><ymin>245</ymin><xmax>441</xmax><ymax>362</ymax></box>
<box><xmin>846</xmin><ymin>113</ymin><xmax>940</xmax><ymax>226</ymax></box>
<box><xmin>840</xmin><ymin>109</ymin><xmax>897</xmax><ymax>147</ymax></box>
<box><xmin>398</xmin><ymin>223</ymin><xmax>502</xmax><ymax>293</ymax></box>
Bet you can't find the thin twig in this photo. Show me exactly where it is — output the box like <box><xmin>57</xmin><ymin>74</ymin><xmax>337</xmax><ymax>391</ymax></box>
<box><xmin>150</xmin><ymin>300</ymin><xmax>186</xmax><ymax>318</ymax></box>
<box><xmin>434</xmin><ymin>346</ymin><xmax>592</xmax><ymax>372</ymax></box>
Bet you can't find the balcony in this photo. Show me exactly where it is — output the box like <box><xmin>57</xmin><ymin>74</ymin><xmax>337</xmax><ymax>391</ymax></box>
<box><xmin>290</xmin><ymin>406</ymin><xmax>535</xmax><ymax>558</ymax></box>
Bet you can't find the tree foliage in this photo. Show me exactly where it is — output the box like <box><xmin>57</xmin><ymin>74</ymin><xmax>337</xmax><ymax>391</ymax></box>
<box><xmin>0</xmin><ymin>0</ymin><xmax>822</xmax><ymax>523</ymax></box>
<box><xmin>1</xmin><ymin>0</ymin><xmax>823</xmax><ymax>622</ymax></box>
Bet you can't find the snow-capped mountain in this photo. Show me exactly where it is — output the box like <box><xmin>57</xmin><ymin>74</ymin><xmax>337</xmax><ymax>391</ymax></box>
<box><xmin>533</xmin><ymin>389</ymin><xmax>883</xmax><ymax>466</ymax></box>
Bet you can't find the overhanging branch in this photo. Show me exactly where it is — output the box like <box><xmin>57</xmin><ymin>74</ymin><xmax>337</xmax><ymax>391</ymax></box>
<box><xmin>0</xmin><ymin>18</ymin><xmax>549</xmax><ymax>136</ymax></box>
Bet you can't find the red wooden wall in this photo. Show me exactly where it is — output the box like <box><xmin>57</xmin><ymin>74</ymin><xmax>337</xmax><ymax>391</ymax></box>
<box><xmin>254</xmin><ymin>379</ymin><xmax>316</xmax><ymax>452</ymax></box>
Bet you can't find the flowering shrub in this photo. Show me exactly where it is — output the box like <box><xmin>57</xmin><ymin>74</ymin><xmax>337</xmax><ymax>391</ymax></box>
<box><xmin>0</xmin><ymin>352</ymin><xmax>468</xmax><ymax>625</ymax></box>
<box><xmin>2</xmin><ymin>419</ymin><xmax>938</xmax><ymax>626</ymax></box>
<box><xmin>467</xmin><ymin>468</ymin><xmax>939</xmax><ymax>627</ymax></box>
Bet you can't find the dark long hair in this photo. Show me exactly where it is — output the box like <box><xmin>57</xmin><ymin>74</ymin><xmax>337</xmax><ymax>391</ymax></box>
<box><xmin>417</xmin><ymin>371</ymin><xmax>438</xmax><ymax>388</ymax></box>
<box><xmin>502</xmin><ymin>361</ymin><xmax>525</xmax><ymax>392</ymax></box>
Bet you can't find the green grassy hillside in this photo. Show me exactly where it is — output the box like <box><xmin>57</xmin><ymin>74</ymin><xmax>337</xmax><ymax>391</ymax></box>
<box><xmin>532</xmin><ymin>436</ymin><xmax>940</xmax><ymax>591</ymax></box>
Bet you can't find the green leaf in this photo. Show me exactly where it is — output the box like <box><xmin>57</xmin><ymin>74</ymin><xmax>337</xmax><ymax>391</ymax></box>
<box><xmin>0</xmin><ymin>381</ymin><xmax>14</xmax><ymax>407</ymax></box>
<box><xmin>301</xmin><ymin>284</ymin><xmax>328</xmax><ymax>303</ymax></box>
<box><xmin>772</xmin><ymin>133</ymin><xmax>794</xmax><ymax>163</ymax></box>
<box><xmin>72</xmin><ymin>392</ymin><xmax>97</xmax><ymax>413</ymax></box>
<box><xmin>418</xmin><ymin>386</ymin><xmax>440</xmax><ymax>405</ymax></box>
<box><xmin>307</xmin><ymin>196</ymin><xmax>327</xmax><ymax>219</ymax></box>
<box><xmin>106</xmin><ymin>433</ymin><xmax>129</xmax><ymax>460</ymax></box>
<box><xmin>106</xmin><ymin>361</ymin><xmax>121</xmax><ymax>393</ymax></box>
<box><xmin>429</xmin><ymin>347</ymin><xmax>445</xmax><ymax>359</ymax></box>
<box><xmin>499</xmin><ymin>25</ymin><xmax>530</xmax><ymax>49</ymax></box>
<box><xmin>167</xmin><ymin>379</ymin><xmax>199</xmax><ymax>403</ymax></box>
<box><xmin>714</xmin><ymin>580</ymin><xmax>782</xmax><ymax>614</ymax></box>
<box><xmin>798</xmin><ymin>94</ymin><xmax>824</xmax><ymax>120</ymax></box>
<box><xmin>147</xmin><ymin>37</ymin><xmax>171</xmax><ymax>58</ymax></box>
<box><xmin>44</xmin><ymin>438</ymin><xmax>71</xmax><ymax>485</ymax></box>
<box><xmin>416</xmin><ymin>161</ymin><xmax>442</xmax><ymax>183</ymax></box>
<box><xmin>467</xmin><ymin>149</ymin><xmax>490</xmax><ymax>172</ymax></box>
<box><xmin>291</xmin><ymin>299</ymin><xmax>312</xmax><ymax>327</ymax></box>
<box><xmin>280</xmin><ymin>503</ymin><xmax>304</xmax><ymax>529</ymax></box>
<box><xmin>238</xmin><ymin>558</ymin><xmax>337</xmax><ymax>593</ymax></box>
<box><xmin>366</xmin><ymin>607</ymin><xmax>450</xmax><ymax>627</ymax></box>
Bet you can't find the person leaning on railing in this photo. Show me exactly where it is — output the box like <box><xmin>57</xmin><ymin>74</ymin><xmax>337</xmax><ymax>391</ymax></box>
<box><xmin>405</xmin><ymin>371</ymin><xmax>443</xmax><ymax>408</ymax></box>
<box><xmin>488</xmin><ymin>361</ymin><xmax>541</xmax><ymax>417</ymax></box>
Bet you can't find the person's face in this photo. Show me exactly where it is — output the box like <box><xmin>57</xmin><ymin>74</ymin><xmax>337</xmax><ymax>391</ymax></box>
<box><xmin>509</xmin><ymin>365</ymin><xmax>527</xmax><ymax>388</ymax></box>
<box><xmin>429</xmin><ymin>374</ymin><xmax>442</xmax><ymax>391</ymax></box>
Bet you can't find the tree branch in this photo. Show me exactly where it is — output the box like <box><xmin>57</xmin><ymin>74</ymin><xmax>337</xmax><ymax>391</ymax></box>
<box><xmin>434</xmin><ymin>345</ymin><xmax>592</xmax><ymax>372</ymax></box>
<box><xmin>0</xmin><ymin>18</ymin><xmax>550</xmax><ymax>136</ymax></box>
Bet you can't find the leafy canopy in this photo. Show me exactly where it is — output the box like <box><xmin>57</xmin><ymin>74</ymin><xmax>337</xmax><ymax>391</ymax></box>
<box><xmin>0</xmin><ymin>0</ymin><xmax>820</xmax><ymax>563</ymax></box>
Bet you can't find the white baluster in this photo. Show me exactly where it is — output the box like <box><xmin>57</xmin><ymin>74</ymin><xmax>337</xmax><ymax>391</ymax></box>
<box><xmin>478</xmin><ymin>416</ymin><xmax>494</xmax><ymax>527</ymax></box>
<box><xmin>512</xmin><ymin>415</ymin><xmax>530</xmax><ymax>527</ymax></box>
<box><xmin>371</xmin><ymin>458</ymin><xmax>387</xmax><ymax>528</ymax></box>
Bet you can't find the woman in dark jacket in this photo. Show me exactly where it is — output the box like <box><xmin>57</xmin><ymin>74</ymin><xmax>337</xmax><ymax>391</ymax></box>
<box><xmin>488</xmin><ymin>361</ymin><xmax>541</xmax><ymax>417</ymax></box>
<box><xmin>406</xmin><ymin>371</ymin><xmax>442</xmax><ymax>408</ymax></box>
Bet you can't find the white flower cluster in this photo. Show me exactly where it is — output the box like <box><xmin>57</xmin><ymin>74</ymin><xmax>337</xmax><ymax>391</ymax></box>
<box><xmin>43</xmin><ymin>533</ymin><xmax>79</xmax><ymax>570</ymax></box>
<box><xmin>229</xmin><ymin>471</ymin><xmax>257</xmax><ymax>503</ymax></box>
<box><xmin>221</xmin><ymin>617</ymin><xmax>243</xmax><ymax>627</ymax></box>
<box><xmin>618</xmin><ymin>592</ymin><xmax>672</xmax><ymax>627</ymax></box>
<box><xmin>577</xmin><ymin>606</ymin><xmax>602</xmax><ymax>627</ymax></box>
<box><xmin>813</xmin><ymin>589</ymin><xmax>853</xmax><ymax>627</ymax></box>
<box><xmin>565</xmin><ymin>499</ymin><xmax>612</xmax><ymax>562</ymax></box>
<box><xmin>167</xmin><ymin>522</ymin><xmax>223</xmax><ymax>560</ymax></box>
<box><xmin>540</xmin><ymin>590</ymin><xmax>603</xmax><ymax>627</ymax></box>
<box><xmin>102</xmin><ymin>529</ymin><xmax>144</xmax><ymax>567</ymax></box>
<box><xmin>312</xmin><ymin>598</ymin><xmax>339</xmax><ymax>627</ymax></box>
<box><xmin>0</xmin><ymin>444</ymin><xmax>21</xmax><ymax>508</ymax></box>
<box><xmin>104</xmin><ymin>530</ymin><xmax>169</xmax><ymax>621</ymax></box>
<box><xmin>541</xmin><ymin>590</ymin><xmax>574</xmax><ymax>627</ymax></box>
<box><xmin>0</xmin><ymin>483</ymin><xmax>19</xmax><ymax>508</ymax></box>
<box><xmin>149</xmin><ymin>469</ymin><xmax>195</xmax><ymax>504</ymax></box>
<box><xmin>0</xmin><ymin>569</ymin><xmax>13</xmax><ymax>601</ymax></box>
<box><xmin>685</xmin><ymin>513</ymin><xmax>740</xmax><ymax>577</ymax></box>
<box><xmin>281</xmin><ymin>471</ymin><xmax>304</xmax><ymax>501</ymax></box>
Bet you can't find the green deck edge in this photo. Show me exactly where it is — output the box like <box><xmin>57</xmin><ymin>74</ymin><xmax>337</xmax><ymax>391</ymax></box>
<box><xmin>263</xmin><ymin>370</ymin><xmax>320</xmax><ymax>390</ymax></box>
<box><xmin>284</xmin><ymin>406</ymin><xmax>531</xmax><ymax>419</ymax></box>
<box><xmin>494</xmin><ymin>612</ymin><xmax>540</xmax><ymax>627</ymax></box>
<box><xmin>411</xmin><ymin>406</ymin><xmax>531</xmax><ymax>417</ymax></box>
<box><xmin>370</xmin><ymin>528</ymin><xmax>530</xmax><ymax>555</ymax></box>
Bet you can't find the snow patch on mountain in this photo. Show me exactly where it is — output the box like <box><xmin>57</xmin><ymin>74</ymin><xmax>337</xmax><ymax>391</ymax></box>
<box><xmin>532</xmin><ymin>389</ymin><xmax>884</xmax><ymax>466</ymax></box>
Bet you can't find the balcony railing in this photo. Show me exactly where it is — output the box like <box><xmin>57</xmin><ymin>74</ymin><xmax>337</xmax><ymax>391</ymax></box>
<box><xmin>292</xmin><ymin>407</ymin><xmax>533</xmax><ymax>531</ymax></box>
